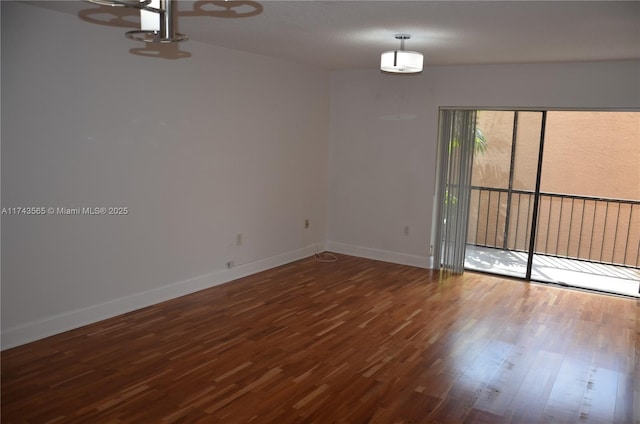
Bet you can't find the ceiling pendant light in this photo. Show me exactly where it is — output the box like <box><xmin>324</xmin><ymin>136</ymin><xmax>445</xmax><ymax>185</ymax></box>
<box><xmin>380</xmin><ymin>34</ymin><xmax>423</xmax><ymax>74</ymax></box>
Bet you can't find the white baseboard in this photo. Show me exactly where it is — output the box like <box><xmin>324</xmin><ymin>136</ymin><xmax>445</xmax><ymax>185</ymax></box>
<box><xmin>2</xmin><ymin>241</ymin><xmax>432</xmax><ymax>350</ymax></box>
<box><xmin>326</xmin><ymin>241</ymin><xmax>433</xmax><ymax>269</ymax></box>
<box><xmin>1</xmin><ymin>244</ymin><xmax>322</xmax><ymax>350</ymax></box>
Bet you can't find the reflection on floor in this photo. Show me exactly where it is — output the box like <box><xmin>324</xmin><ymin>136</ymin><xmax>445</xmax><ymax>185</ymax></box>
<box><xmin>465</xmin><ymin>245</ymin><xmax>640</xmax><ymax>297</ymax></box>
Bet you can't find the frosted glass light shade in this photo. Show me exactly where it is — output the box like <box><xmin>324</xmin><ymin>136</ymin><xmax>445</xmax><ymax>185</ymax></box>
<box><xmin>380</xmin><ymin>50</ymin><xmax>423</xmax><ymax>73</ymax></box>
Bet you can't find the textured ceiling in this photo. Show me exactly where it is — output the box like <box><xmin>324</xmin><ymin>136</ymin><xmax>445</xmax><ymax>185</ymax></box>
<box><xmin>26</xmin><ymin>0</ymin><xmax>640</xmax><ymax>69</ymax></box>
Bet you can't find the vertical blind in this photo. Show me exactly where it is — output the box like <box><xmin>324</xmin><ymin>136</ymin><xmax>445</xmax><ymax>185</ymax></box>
<box><xmin>433</xmin><ymin>109</ymin><xmax>477</xmax><ymax>273</ymax></box>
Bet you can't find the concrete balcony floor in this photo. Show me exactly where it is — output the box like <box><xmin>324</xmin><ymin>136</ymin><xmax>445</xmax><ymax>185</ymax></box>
<box><xmin>465</xmin><ymin>244</ymin><xmax>640</xmax><ymax>297</ymax></box>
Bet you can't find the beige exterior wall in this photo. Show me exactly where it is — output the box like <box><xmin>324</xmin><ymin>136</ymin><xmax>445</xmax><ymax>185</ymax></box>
<box><xmin>543</xmin><ymin>112</ymin><xmax>640</xmax><ymax>199</ymax></box>
<box><xmin>469</xmin><ymin>111</ymin><xmax>640</xmax><ymax>267</ymax></box>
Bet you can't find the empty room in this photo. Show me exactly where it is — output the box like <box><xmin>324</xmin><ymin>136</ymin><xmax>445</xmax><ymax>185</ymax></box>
<box><xmin>2</xmin><ymin>1</ymin><xmax>639</xmax><ymax>423</ymax></box>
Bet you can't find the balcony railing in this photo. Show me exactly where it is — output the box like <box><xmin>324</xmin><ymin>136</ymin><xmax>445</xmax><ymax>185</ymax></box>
<box><xmin>468</xmin><ymin>186</ymin><xmax>640</xmax><ymax>268</ymax></box>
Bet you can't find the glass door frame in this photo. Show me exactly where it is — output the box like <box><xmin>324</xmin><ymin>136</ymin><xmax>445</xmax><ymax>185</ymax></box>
<box><xmin>454</xmin><ymin>107</ymin><xmax>639</xmax><ymax>296</ymax></box>
<box><xmin>525</xmin><ymin>110</ymin><xmax>547</xmax><ymax>280</ymax></box>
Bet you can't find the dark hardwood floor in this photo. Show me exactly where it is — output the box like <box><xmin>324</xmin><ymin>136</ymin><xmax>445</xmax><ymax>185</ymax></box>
<box><xmin>2</xmin><ymin>254</ymin><xmax>638</xmax><ymax>423</ymax></box>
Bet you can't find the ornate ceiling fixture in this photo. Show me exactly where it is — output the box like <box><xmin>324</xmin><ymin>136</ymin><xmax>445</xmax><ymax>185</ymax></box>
<box><xmin>86</xmin><ymin>0</ymin><xmax>187</xmax><ymax>43</ymax></box>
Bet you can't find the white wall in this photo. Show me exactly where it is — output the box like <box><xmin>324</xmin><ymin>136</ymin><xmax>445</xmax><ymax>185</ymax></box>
<box><xmin>327</xmin><ymin>60</ymin><xmax>640</xmax><ymax>267</ymax></box>
<box><xmin>3</xmin><ymin>1</ymin><xmax>639</xmax><ymax>350</ymax></box>
<box><xmin>1</xmin><ymin>2</ymin><xmax>329</xmax><ymax>348</ymax></box>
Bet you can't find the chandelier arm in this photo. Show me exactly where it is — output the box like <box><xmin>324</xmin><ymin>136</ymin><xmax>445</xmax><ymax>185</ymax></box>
<box><xmin>125</xmin><ymin>30</ymin><xmax>188</xmax><ymax>43</ymax></box>
<box><xmin>86</xmin><ymin>0</ymin><xmax>165</xmax><ymax>13</ymax></box>
<box><xmin>86</xmin><ymin>0</ymin><xmax>151</xmax><ymax>9</ymax></box>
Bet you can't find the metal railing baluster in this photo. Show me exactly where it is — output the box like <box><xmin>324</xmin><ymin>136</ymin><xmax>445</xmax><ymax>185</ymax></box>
<box><xmin>525</xmin><ymin>193</ymin><xmax>532</xmax><ymax>252</ymax></box>
<box><xmin>475</xmin><ymin>190</ymin><xmax>481</xmax><ymax>245</ymax></box>
<box><xmin>514</xmin><ymin>193</ymin><xmax>522</xmax><ymax>251</ymax></box>
<box><xmin>556</xmin><ymin>197</ymin><xmax>564</xmax><ymax>256</ymax></box>
<box><xmin>485</xmin><ymin>190</ymin><xmax>491</xmax><ymax>246</ymax></box>
<box><xmin>545</xmin><ymin>196</ymin><xmax>553</xmax><ymax>255</ymax></box>
<box><xmin>589</xmin><ymin>200</ymin><xmax>596</xmax><ymax>261</ymax></box>
<box><xmin>467</xmin><ymin>186</ymin><xmax>639</xmax><ymax>269</ymax></box>
<box><xmin>495</xmin><ymin>192</ymin><xmax>501</xmax><ymax>247</ymax></box>
<box><xmin>623</xmin><ymin>204</ymin><xmax>632</xmax><ymax>265</ymax></box>
<box><xmin>612</xmin><ymin>202</ymin><xmax>621</xmax><ymax>264</ymax></box>
<box><xmin>577</xmin><ymin>198</ymin><xmax>586</xmax><ymax>260</ymax></box>
<box><xmin>568</xmin><ymin>198</ymin><xmax>575</xmax><ymax>257</ymax></box>
<box><xmin>600</xmin><ymin>201</ymin><xmax>610</xmax><ymax>262</ymax></box>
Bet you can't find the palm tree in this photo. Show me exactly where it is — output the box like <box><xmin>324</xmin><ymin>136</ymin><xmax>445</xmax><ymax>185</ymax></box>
<box><xmin>445</xmin><ymin>115</ymin><xmax>487</xmax><ymax>204</ymax></box>
<box><xmin>449</xmin><ymin>118</ymin><xmax>487</xmax><ymax>154</ymax></box>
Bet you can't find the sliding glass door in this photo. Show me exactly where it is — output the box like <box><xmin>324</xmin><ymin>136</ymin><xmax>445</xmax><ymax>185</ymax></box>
<box><xmin>436</xmin><ymin>109</ymin><xmax>640</xmax><ymax>296</ymax></box>
<box><xmin>530</xmin><ymin>111</ymin><xmax>640</xmax><ymax>296</ymax></box>
<box><xmin>462</xmin><ymin>111</ymin><xmax>544</xmax><ymax>279</ymax></box>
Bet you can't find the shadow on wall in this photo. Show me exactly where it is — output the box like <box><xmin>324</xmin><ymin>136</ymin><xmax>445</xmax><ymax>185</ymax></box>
<box><xmin>78</xmin><ymin>0</ymin><xmax>263</xmax><ymax>60</ymax></box>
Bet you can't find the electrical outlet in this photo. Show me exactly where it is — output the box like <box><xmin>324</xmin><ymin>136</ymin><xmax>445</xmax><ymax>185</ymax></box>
<box><xmin>236</xmin><ymin>233</ymin><xmax>242</xmax><ymax>246</ymax></box>
<box><xmin>404</xmin><ymin>225</ymin><xmax>409</xmax><ymax>236</ymax></box>
<box><xmin>226</xmin><ymin>260</ymin><xmax>234</xmax><ymax>269</ymax></box>
<box><xmin>304</xmin><ymin>219</ymin><xmax>310</xmax><ymax>229</ymax></box>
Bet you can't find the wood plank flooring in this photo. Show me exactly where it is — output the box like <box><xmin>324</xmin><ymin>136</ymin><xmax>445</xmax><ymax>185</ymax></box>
<box><xmin>2</xmin><ymin>254</ymin><xmax>639</xmax><ymax>423</ymax></box>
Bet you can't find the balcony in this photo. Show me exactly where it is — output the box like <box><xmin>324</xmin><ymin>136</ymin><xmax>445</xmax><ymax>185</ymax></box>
<box><xmin>465</xmin><ymin>186</ymin><xmax>640</xmax><ymax>297</ymax></box>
